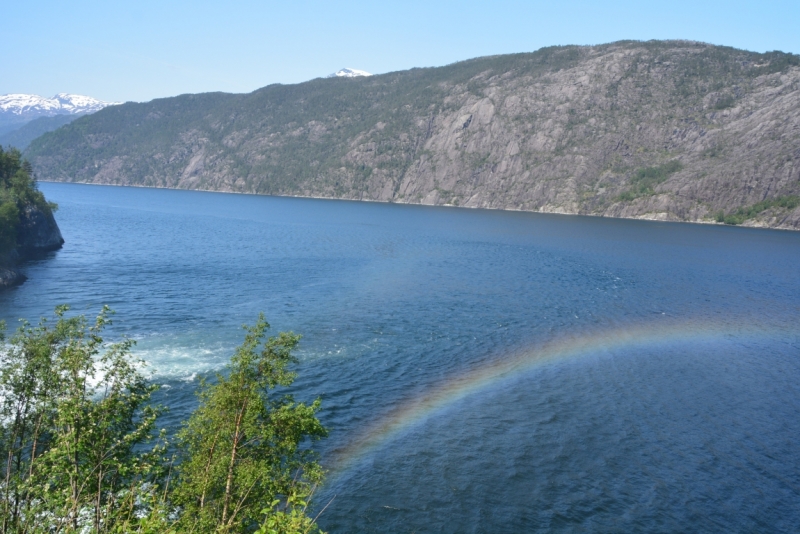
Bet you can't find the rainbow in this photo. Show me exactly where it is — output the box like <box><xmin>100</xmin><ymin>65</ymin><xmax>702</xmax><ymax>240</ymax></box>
<box><xmin>326</xmin><ymin>318</ymin><xmax>793</xmax><ymax>480</ymax></box>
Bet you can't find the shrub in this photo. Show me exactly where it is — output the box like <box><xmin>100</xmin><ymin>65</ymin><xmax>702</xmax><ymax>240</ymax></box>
<box><xmin>0</xmin><ymin>307</ymin><xmax>328</xmax><ymax>534</ymax></box>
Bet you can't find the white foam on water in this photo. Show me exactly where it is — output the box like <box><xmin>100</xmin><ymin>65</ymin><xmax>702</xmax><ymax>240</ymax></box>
<box><xmin>131</xmin><ymin>344</ymin><xmax>229</xmax><ymax>380</ymax></box>
<box><xmin>119</xmin><ymin>329</ymin><xmax>240</xmax><ymax>381</ymax></box>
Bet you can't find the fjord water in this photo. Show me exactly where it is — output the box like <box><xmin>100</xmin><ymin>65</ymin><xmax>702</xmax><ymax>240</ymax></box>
<box><xmin>4</xmin><ymin>183</ymin><xmax>800</xmax><ymax>533</ymax></box>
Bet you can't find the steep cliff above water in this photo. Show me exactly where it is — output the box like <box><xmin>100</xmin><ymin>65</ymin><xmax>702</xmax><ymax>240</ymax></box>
<box><xmin>26</xmin><ymin>40</ymin><xmax>800</xmax><ymax>229</ymax></box>
<box><xmin>16</xmin><ymin>204</ymin><xmax>64</xmax><ymax>256</ymax></box>
<box><xmin>0</xmin><ymin>148</ymin><xmax>64</xmax><ymax>288</ymax></box>
<box><xmin>0</xmin><ymin>204</ymin><xmax>64</xmax><ymax>288</ymax></box>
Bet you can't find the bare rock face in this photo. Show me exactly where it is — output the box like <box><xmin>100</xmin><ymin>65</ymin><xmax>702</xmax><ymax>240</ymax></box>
<box><xmin>0</xmin><ymin>266</ymin><xmax>26</xmax><ymax>289</ymax></box>
<box><xmin>26</xmin><ymin>41</ymin><xmax>800</xmax><ymax>229</ymax></box>
<box><xmin>0</xmin><ymin>205</ymin><xmax>64</xmax><ymax>288</ymax></box>
<box><xmin>17</xmin><ymin>205</ymin><xmax>65</xmax><ymax>256</ymax></box>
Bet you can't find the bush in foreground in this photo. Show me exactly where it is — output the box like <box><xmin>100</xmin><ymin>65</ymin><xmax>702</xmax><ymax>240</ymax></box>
<box><xmin>0</xmin><ymin>306</ymin><xmax>327</xmax><ymax>533</ymax></box>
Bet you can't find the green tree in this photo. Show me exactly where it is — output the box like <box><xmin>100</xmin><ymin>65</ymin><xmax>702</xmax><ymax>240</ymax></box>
<box><xmin>172</xmin><ymin>315</ymin><xmax>327</xmax><ymax>534</ymax></box>
<box><xmin>0</xmin><ymin>308</ymin><xmax>328</xmax><ymax>533</ymax></box>
<box><xmin>0</xmin><ymin>305</ymin><xmax>166</xmax><ymax>533</ymax></box>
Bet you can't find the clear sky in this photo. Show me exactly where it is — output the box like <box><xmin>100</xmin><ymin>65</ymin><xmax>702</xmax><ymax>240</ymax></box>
<box><xmin>3</xmin><ymin>0</ymin><xmax>798</xmax><ymax>103</ymax></box>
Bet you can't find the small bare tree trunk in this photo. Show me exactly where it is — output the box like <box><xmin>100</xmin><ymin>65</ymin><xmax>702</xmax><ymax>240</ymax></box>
<box><xmin>221</xmin><ymin>396</ymin><xmax>249</xmax><ymax>526</ymax></box>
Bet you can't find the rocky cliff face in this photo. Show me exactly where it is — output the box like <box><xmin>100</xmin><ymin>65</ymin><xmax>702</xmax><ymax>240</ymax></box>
<box><xmin>0</xmin><ymin>265</ymin><xmax>26</xmax><ymax>288</ymax></box>
<box><xmin>17</xmin><ymin>205</ymin><xmax>65</xmax><ymax>256</ymax></box>
<box><xmin>0</xmin><ymin>205</ymin><xmax>64</xmax><ymax>288</ymax></box>
<box><xmin>26</xmin><ymin>41</ymin><xmax>800</xmax><ymax>229</ymax></box>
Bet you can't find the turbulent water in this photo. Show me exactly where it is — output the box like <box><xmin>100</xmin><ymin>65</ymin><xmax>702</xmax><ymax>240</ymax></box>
<box><xmin>3</xmin><ymin>183</ymin><xmax>799</xmax><ymax>533</ymax></box>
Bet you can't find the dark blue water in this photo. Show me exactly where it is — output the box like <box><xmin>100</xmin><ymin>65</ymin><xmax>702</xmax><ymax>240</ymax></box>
<box><xmin>3</xmin><ymin>183</ymin><xmax>799</xmax><ymax>533</ymax></box>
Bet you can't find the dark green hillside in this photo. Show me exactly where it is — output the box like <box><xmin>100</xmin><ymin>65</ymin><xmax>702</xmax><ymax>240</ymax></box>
<box><xmin>26</xmin><ymin>40</ymin><xmax>800</xmax><ymax>229</ymax></box>
<box><xmin>0</xmin><ymin>114</ymin><xmax>85</xmax><ymax>150</ymax></box>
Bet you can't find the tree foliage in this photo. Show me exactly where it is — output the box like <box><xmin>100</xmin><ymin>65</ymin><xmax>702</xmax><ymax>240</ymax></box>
<box><xmin>0</xmin><ymin>305</ymin><xmax>164</xmax><ymax>533</ymax></box>
<box><xmin>172</xmin><ymin>315</ymin><xmax>327</xmax><ymax>533</ymax></box>
<box><xmin>0</xmin><ymin>307</ymin><xmax>327</xmax><ymax>534</ymax></box>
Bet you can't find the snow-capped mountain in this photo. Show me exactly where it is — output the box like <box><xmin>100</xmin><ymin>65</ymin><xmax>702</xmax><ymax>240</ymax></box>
<box><xmin>0</xmin><ymin>93</ymin><xmax>120</xmax><ymax>117</ymax></box>
<box><xmin>0</xmin><ymin>93</ymin><xmax>122</xmax><ymax>138</ymax></box>
<box><xmin>327</xmin><ymin>68</ymin><xmax>372</xmax><ymax>78</ymax></box>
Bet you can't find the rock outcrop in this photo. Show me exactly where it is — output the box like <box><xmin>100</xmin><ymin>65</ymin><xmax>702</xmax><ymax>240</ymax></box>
<box><xmin>0</xmin><ymin>264</ymin><xmax>26</xmax><ymax>289</ymax></box>
<box><xmin>17</xmin><ymin>205</ymin><xmax>65</xmax><ymax>256</ymax></box>
<box><xmin>0</xmin><ymin>205</ymin><xmax>64</xmax><ymax>288</ymax></box>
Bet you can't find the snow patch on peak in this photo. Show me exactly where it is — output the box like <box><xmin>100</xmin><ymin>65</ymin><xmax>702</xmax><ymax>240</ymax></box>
<box><xmin>52</xmin><ymin>93</ymin><xmax>120</xmax><ymax>114</ymax></box>
<box><xmin>0</xmin><ymin>93</ymin><xmax>121</xmax><ymax>116</ymax></box>
<box><xmin>327</xmin><ymin>68</ymin><xmax>372</xmax><ymax>78</ymax></box>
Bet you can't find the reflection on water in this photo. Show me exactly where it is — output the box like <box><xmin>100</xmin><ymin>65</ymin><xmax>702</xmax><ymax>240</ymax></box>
<box><xmin>2</xmin><ymin>183</ymin><xmax>798</xmax><ymax>532</ymax></box>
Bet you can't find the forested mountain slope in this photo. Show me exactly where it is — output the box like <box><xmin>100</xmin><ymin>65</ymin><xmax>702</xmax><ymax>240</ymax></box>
<box><xmin>0</xmin><ymin>114</ymin><xmax>85</xmax><ymax>150</ymax></box>
<box><xmin>26</xmin><ymin>41</ymin><xmax>800</xmax><ymax>229</ymax></box>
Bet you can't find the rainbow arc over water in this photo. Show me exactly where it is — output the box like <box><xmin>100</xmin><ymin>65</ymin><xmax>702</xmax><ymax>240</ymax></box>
<box><xmin>327</xmin><ymin>318</ymin><xmax>794</xmax><ymax>479</ymax></box>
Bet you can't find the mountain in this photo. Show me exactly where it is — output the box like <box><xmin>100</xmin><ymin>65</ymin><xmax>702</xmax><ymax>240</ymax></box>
<box><xmin>0</xmin><ymin>93</ymin><xmax>115</xmax><ymax>116</ymax></box>
<box><xmin>24</xmin><ymin>41</ymin><xmax>800</xmax><ymax>229</ymax></box>
<box><xmin>0</xmin><ymin>93</ymin><xmax>119</xmax><ymax>136</ymax></box>
<box><xmin>0</xmin><ymin>114</ymin><xmax>87</xmax><ymax>150</ymax></box>
<box><xmin>327</xmin><ymin>68</ymin><xmax>372</xmax><ymax>78</ymax></box>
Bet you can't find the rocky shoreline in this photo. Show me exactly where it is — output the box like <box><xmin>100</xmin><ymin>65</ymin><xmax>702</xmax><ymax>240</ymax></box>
<box><xmin>0</xmin><ymin>265</ymin><xmax>26</xmax><ymax>288</ymax></box>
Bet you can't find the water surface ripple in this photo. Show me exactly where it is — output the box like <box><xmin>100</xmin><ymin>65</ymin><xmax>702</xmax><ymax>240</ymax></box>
<box><xmin>2</xmin><ymin>183</ymin><xmax>798</xmax><ymax>533</ymax></box>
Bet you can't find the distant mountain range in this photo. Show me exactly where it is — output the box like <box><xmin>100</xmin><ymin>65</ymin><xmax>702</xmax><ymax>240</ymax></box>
<box><xmin>0</xmin><ymin>93</ymin><xmax>116</xmax><ymax>116</ymax></box>
<box><xmin>23</xmin><ymin>41</ymin><xmax>800</xmax><ymax>230</ymax></box>
<box><xmin>0</xmin><ymin>93</ymin><xmax>120</xmax><ymax>145</ymax></box>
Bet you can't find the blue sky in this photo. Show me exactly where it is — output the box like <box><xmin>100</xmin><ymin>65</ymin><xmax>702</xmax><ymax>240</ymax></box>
<box><xmin>3</xmin><ymin>0</ymin><xmax>798</xmax><ymax>103</ymax></box>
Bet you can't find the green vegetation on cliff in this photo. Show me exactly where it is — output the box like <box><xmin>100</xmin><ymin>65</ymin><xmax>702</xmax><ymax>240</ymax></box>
<box><xmin>0</xmin><ymin>147</ymin><xmax>57</xmax><ymax>257</ymax></box>
<box><xmin>25</xmin><ymin>41</ymin><xmax>800</xmax><ymax>229</ymax></box>
<box><xmin>0</xmin><ymin>307</ymin><xmax>327</xmax><ymax>533</ymax></box>
<box><xmin>616</xmin><ymin>160</ymin><xmax>683</xmax><ymax>202</ymax></box>
<box><xmin>715</xmin><ymin>195</ymin><xmax>800</xmax><ymax>225</ymax></box>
